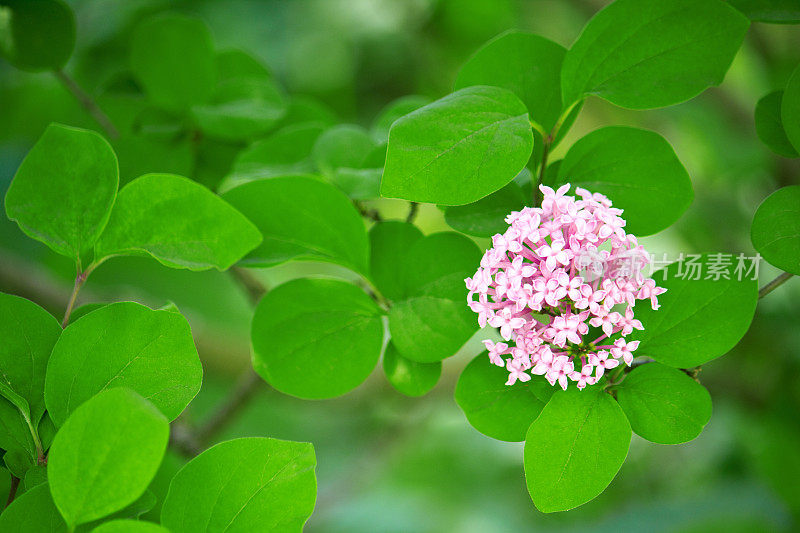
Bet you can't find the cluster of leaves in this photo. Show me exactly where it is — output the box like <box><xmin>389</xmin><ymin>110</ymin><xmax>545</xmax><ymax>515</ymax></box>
<box><xmin>1</xmin><ymin>0</ymin><xmax>799</xmax><ymax>528</ymax></box>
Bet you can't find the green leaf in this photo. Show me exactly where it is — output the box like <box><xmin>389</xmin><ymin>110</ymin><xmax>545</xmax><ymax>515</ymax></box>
<box><xmin>23</xmin><ymin>463</ymin><xmax>48</xmax><ymax>491</ymax></box>
<box><xmin>372</xmin><ymin>95</ymin><xmax>431</xmax><ymax>142</ymax></box>
<box><xmin>48</xmin><ymin>388</ymin><xmax>169</xmax><ymax>528</ymax></box>
<box><xmin>383</xmin><ymin>343</ymin><xmax>441</xmax><ymax>397</ymax></box>
<box><xmin>218</xmin><ymin>124</ymin><xmax>325</xmax><ymax>192</ymax></box>
<box><xmin>44</xmin><ymin>302</ymin><xmax>202</xmax><ymax>427</ymax></box>
<box><xmin>0</xmin><ymin>483</ymin><xmax>66</xmax><ymax>532</ymax></box>
<box><xmin>388</xmin><ymin>232</ymin><xmax>481</xmax><ymax>362</ymax></box>
<box><xmin>222</xmin><ymin>176</ymin><xmax>370</xmax><ymax>274</ymax></box>
<box><xmin>313</xmin><ymin>124</ymin><xmax>382</xmax><ymax>199</ymax></box>
<box><xmin>192</xmin><ymin>78</ymin><xmax>287</xmax><ymax>141</ymax></box>
<box><xmin>755</xmin><ymin>91</ymin><xmax>799</xmax><ymax>158</ymax></box>
<box><xmin>92</xmin><ymin>520</ymin><xmax>169</xmax><ymax>533</ymax></box>
<box><xmin>729</xmin><ymin>0</ymin><xmax>800</xmax><ymax>23</ymax></box>
<box><xmin>215</xmin><ymin>49</ymin><xmax>272</xmax><ymax>82</ymax></box>
<box><xmin>444</xmin><ymin>181</ymin><xmax>527</xmax><ymax>237</ymax></box>
<box><xmin>455</xmin><ymin>31</ymin><xmax>566</xmax><ymax>132</ymax></box>
<box><xmin>751</xmin><ymin>185</ymin><xmax>800</xmax><ymax>275</ymax></box>
<box><xmin>554</xmin><ymin>126</ymin><xmax>693</xmax><ymax>236</ymax></box>
<box><xmin>161</xmin><ymin>437</ymin><xmax>316</xmax><ymax>532</ymax></box>
<box><xmin>0</xmin><ymin>293</ymin><xmax>61</xmax><ymax>459</ymax></box>
<box><xmin>615</xmin><ymin>362</ymin><xmax>712</xmax><ymax>444</ymax></box>
<box><xmin>4</xmin><ymin>123</ymin><xmax>118</xmax><ymax>261</ymax></box>
<box><xmin>524</xmin><ymin>387</ymin><xmax>631</xmax><ymax>513</ymax></box>
<box><xmin>561</xmin><ymin>0</ymin><xmax>749</xmax><ymax>109</ymax></box>
<box><xmin>368</xmin><ymin>221</ymin><xmax>424</xmax><ymax>302</ymax></box>
<box><xmin>455</xmin><ymin>352</ymin><xmax>545</xmax><ymax>441</ymax></box>
<box><xmin>0</xmin><ymin>0</ymin><xmax>75</xmax><ymax>71</ymax></box>
<box><xmin>251</xmin><ymin>279</ymin><xmax>384</xmax><ymax>399</ymax></box>
<box><xmin>781</xmin><ymin>62</ymin><xmax>800</xmax><ymax>153</ymax></box>
<box><xmin>277</xmin><ymin>95</ymin><xmax>337</xmax><ymax>130</ymax></box>
<box><xmin>632</xmin><ymin>256</ymin><xmax>758</xmax><ymax>368</ymax></box>
<box><xmin>95</xmin><ymin>173</ymin><xmax>262</xmax><ymax>271</ymax></box>
<box><xmin>382</xmin><ymin>86</ymin><xmax>534</xmax><ymax>205</ymax></box>
<box><xmin>130</xmin><ymin>15</ymin><xmax>215</xmax><ymax>111</ymax></box>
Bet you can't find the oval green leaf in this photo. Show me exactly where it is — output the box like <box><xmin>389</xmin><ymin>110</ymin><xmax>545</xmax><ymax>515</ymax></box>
<box><xmin>92</xmin><ymin>520</ymin><xmax>169</xmax><ymax>533</ymax></box>
<box><xmin>95</xmin><ymin>173</ymin><xmax>262</xmax><ymax>271</ymax></box>
<box><xmin>555</xmin><ymin>126</ymin><xmax>693</xmax><ymax>236</ymax></box>
<box><xmin>615</xmin><ymin>362</ymin><xmax>712</xmax><ymax>444</ymax></box>
<box><xmin>455</xmin><ymin>352</ymin><xmax>545</xmax><ymax>441</ymax></box>
<box><xmin>781</xmin><ymin>62</ymin><xmax>800</xmax><ymax>154</ymax></box>
<box><xmin>730</xmin><ymin>0</ymin><xmax>800</xmax><ymax>23</ymax></box>
<box><xmin>444</xmin><ymin>181</ymin><xmax>527</xmax><ymax>237</ymax></box>
<box><xmin>222</xmin><ymin>176</ymin><xmax>370</xmax><ymax>274</ymax></box>
<box><xmin>381</xmin><ymin>85</ymin><xmax>534</xmax><ymax>205</ymax></box>
<box><xmin>632</xmin><ymin>255</ymin><xmax>758</xmax><ymax>368</ymax></box>
<box><xmin>45</xmin><ymin>301</ymin><xmax>203</xmax><ymax>427</ymax></box>
<box><xmin>455</xmin><ymin>31</ymin><xmax>566</xmax><ymax>132</ymax></box>
<box><xmin>48</xmin><ymin>388</ymin><xmax>169</xmax><ymax>528</ymax></box>
<box><xmin>251</xmin><ymin>278</ymin><xmax>384</xmax><ymax>399</ymax></box>
<box><xmin>751</xmin><ymin>185</ymin><xmax>800</xmax><ymax>275</ymax></box>
<box><xmin>755</xmin><ymin>91</ymin><xmax>799</xmax><ymax>158</ymax></box>
<box><xmin>561</xmin><ymin>0</ymin><xmax>749</xmax><ymax>109</ymax></box>
<box><xmin>524</xmin><ymin>387</ymin><xmax>631</xmax><ymax>513</ymax></box>
<box><xmin>368</xmin><ymin>221</ymin><xmax>424</xmax><ymax>302</ymax></box>
<box><xmin>161</xmin><ymin>437</ymin><xmax>316</xmax><ymax>532</ymax></box>
<box><xmin>0</xmin><ymin>483</ymin><xmax>65</xmax><ymax>532</ymax></box>
<box><xmin>383</xmin><ymin>343</ymin><xmax>441</xmax><ymax>397</ymax></box>
<box><xmin>4</xmin><ymin>123</ymin><xmax>118</xmax><ymax>261</ymax></box>
<box><xmin>0</xmin><ymin>0</ymin><xmax>75</xmax><ymax>71</ymax></box>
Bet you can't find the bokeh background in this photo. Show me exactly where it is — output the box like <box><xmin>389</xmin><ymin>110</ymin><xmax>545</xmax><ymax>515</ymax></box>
<box><xmin>1</xmin><ymin>0</ymin><xmax>799</xmax><ymax>531</ymax></box>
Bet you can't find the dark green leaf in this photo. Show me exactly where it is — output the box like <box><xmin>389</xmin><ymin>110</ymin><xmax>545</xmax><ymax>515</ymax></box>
<box><xmin>0</xmin><ymin>0</ymin><xmax>75</xmax><ymax>71</ymax></box>
<box><xmin>0</xmin><ymin>483</ymin><xmax>66</xmax><ymax>532</ymax></box>
<box><xmin>371</xmin><ymin>95</ymin><xmax>431</xmax><ymax>142</ymax></box>
<box><xmin>455</xmin><ymin>352</ymin><xmax>545</xmax><ymax>441</ymax></box>
<box><xmin>444</xmin><ymin>181</ymin><xmax>527</xmax><ymax>237</ymax></box>
<box><xmin>755</xmin><ymin>91</ymin><xmax>799</xmax><ymax>158</ymax></box>
<box><xmin>130</xmin><ymin>15</ymin><xmax>215</xmax><ymax>111</ymax></box>
<box><xmin>555</xmin><ymin>126</ymin><xmax>693</xmax><ymax>236</ymax></box>
<box><xmin>781</xmin><ymin>62</ymin><xmax>800</xmax><ymax>153</ymax></box>
<box><xmin>161</xmin><ymin>437</ymin><xmax>316</xmax><ymax>532</ymax></box>
<box><xmin>92</xmin><ymin>520</ymin><xmax>169</xmax><ymax>533</ymax></box>
<box><xmin>215</xmin><ymin>49</ymin><xmax>272</xmax><ymax>82</ymax></box>
<box><xmin>45</xmin><ymin>302</ymin><xmax>203</xmax><ymax>427</ymax></box>
<box><xmin>95</xmin><ymin>173</ymin><xmax>262</xmax><ymax>271</ymax></box>
<box><xmin>368</xmin><ymin>221</ymin><xmax>424</xmax><ymax>302</ymax></box>
<box><xmin>313</xmin><ymin>124</ymin><xmax>376</xmax><ymax>177</ymax></box>
<box><xmin>632</xmin><ymin>256</ymin><xmax>758</xmax><ymax>368</ymax></box>
<box><xmin>48</xmin><ymin>388</ymin><xmax>169</xmax><ymax>528</ymax></box>
<box><xmin>561</xmin><ymin>0</ymin><xmax>749</xmax><ymax>109</ymax></box>
<box><xmin>456</xmin><ymin>31</ymin><xmax>566</xmax><ymax>131</ymax></box>
<box><xmin>383</xmin><ymin>343</ymin><xmax>441</xmax><ymax>397</ymax></box>
<box><xmin>729</xmin><ymin>0</ymin><xmax>800</xmax><ymax>23</ymax></box>
<box><xmin>222</xmin><ymin>176</ymin><xmax>370</xmax><ymax>274</ymax></box>
<box><xmin>4</xmin><ymin>123</ymin><xmax>118</xmax><ymax>261</ymax></box>
<box><xmin>751</xmin><ymin>185</ymin><xmax>800</xmax><ymax>275</ymax></box>
<box><xmin>524</xmin><ymin>387</ymin><xmax>631</xmax><ymax>512</ymax></box>
<box><xmin>615</xmin><ymin>362</ymin><xmax>712</xmax><ymax>444</ymax></box>
<box><xmin>251</xmin><ymin>279</ymin><xmax>384</xmax><ymax>399</ymax></box>
<box><xmin>382</xmin><ymin>86</ymin><xmax>534</xmax><ymax>205</ymax></box>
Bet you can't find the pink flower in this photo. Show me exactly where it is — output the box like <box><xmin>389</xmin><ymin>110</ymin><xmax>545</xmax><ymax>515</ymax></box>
<box><xmin>571</xmin><ymin>365</ymin><xmax>597</xmax><ymax>390</ymax></box>
<box><xmin>545</xmin><ymin>356</ymin><xmax>574</xmax><ymax>390</ymax></box>
<box><xmin>506</xmin><ymin>358</ymin><xmax>531</xmax><ymax>385</ymax></box>
<box><xmin>610</xmin><ymin>338</ymin><xmax>640</xmax><ymax>366</ymax></box>
<box><xmin>589</xmin><ymin>308</ymin><xmax>622</xmax><ymax>337</ymax></box>
<box><xmin>588</xmin><ymin>350</ymin><xmax>619</xmax><ymax>379</ymax></box>
<box><xmin>482</xmin><ymin>340</ymin><xmax>508</xmax><ymax>367</ymax></box>
<box><xmin>617</xmin><ymin>306</ymin><xmax>643</xmax><ymax>336</ymax></box>
<box><xmin>488</xmin><ymin>307</ymin><xmax>525</xmax><ymax>341</ymax></box>
<box><xmin>535</xmin><ymin>240</ymin><xmax>572</xmax><ymax>271</ymax></box>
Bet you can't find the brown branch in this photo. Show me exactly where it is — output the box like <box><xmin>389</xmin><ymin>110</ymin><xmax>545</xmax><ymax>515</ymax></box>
<box><xmin>53</xmin><ymin>69</ymin><xmax>119</xmax><ymax>139</ymax></box>
<box><xmin>406</xmin><ymin>202</ymin><xmax>419</xmax><ymax>223</ymax></box>
<box><xmin>758</xmin><ymin>272</ymin><xmax>793</xmax><ymax>299</ymax></box>
<box><xmin>5</xmin><ymin>476</ymin><xmax>19</xmax><ymax>508</ymax></box>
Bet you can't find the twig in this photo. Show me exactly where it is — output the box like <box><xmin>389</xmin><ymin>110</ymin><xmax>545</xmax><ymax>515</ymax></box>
<box><xmin>5</xmin><ymin>476</ymin><xmax>19</xmax><ymax>508</ymax></box>
<box><xmin>230</xmin><ymin>267</ymin><xmax>268</xmax><ymax>305</ymax></box>
<box><xmin>406</xmin><ymin>202</ymin><xmax>419</xmax><ymax>223</ymax></box>
<box><xmin>533</xmin><ymin>139</ymin><xmax>550</xmax><ymax>207</ymax></box>
<box><xmin>758</xmin><ymin>271</ymin><xmax>793</xmax><ymax>299</ymax></box>
<box><xmin>194</xmin><ymin>369</ymin><xmax>264</xmax><ymax>448</ymax></box>
<box><xmin>61</xmin><ymin>270</ymin><xmax>87</xmax><ymax>328</ymax></box>
<box><xmin>355</xmin><ymin>201</ymin><xmax>382</xmax><ymax>222</ymax></box>
<box><xmin>53</xmin><ymin>69</ymin><xmax>119</xmax><ymax>139</ymax></box>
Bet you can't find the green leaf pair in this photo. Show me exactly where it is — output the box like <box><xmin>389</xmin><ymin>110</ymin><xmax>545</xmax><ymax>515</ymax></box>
<box><xmin>4</xmin><ymin>123</ymin><xmax>262</xmax><ymax>272</ymax></box>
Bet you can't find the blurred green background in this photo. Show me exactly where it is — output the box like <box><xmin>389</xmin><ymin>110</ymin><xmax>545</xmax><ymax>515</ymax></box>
<box><xmin>1</xmin><ymin>0</ymin><xmax>800</xmax><ymax>531</ymax></box>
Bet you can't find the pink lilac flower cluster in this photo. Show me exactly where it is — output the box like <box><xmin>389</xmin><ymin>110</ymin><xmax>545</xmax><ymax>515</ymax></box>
<box><xmin>464</xmin><ymin>184</ymin><xmax>666</xmax><ymax>390</ymax></box>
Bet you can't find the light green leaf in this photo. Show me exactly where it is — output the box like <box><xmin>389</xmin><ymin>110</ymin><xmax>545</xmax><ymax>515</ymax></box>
<box><xmin>0</xmin><ymin>483</ymin><xmax>66</xmax><ymax>532</ymax></box>
<box><xmin>92</xmin><ymin>520</ymin><xmax>169</xmax><ymax>533</ymax></box>
<box><xmin>215</xmin><ymin>48</ymin><xmax>272</xmax><ymax>82</ymax></box>
<box><xmin>4</xmin><ymin>123</ymin><xmax>118</xmax><ymax>261</ymax></box>
<box><xmin>130</xmin><ymin>15</ymin><xmax>215</xmax><ymax>111</ymax></box>
<box><xmin>755</xmin><ymin>91</ymin><xmax>799</xmax><ymax>158</ymax></box>
<box><xmin>444</xmin><ymin>181</ymin><xmax>527</xmax><ymax>237</ymax></box>
<box><xmin>561</xmin><ymin>0</ymin><xmax>749</xmax><ymax>109</ymax></box>
<box><xmin>251</xmin><ymin>279</ymin><xmax>384</xmax><ymax>399</ymax></box>
<box><xmin>45</xmin><ymin>301</ymin><xmax>203</xmax><ymax>427</ymax></box>
<box><xmin>555</xmin><ymin>126</ymin><xmax>693</xmax><ymax>236</ymax></box>
<box><xmin>161</xmin><ymin>437</ymin><xmax>316</xmax><ymax>532</ymax></box>
<box><xmin>277</xmin><ymin>95</ymin><xmax>337</xmax><ymax>129</ymax></box>
<box><xmin>524</xmin><ymin>387</ymin><xmax>631</xmax><ymax>513</ymax></box>
<box><xmin>456</xmin><ymin>31</ymin><xmax>566</xmax><ymax>131</ymax></box>
<box><xmin>383</xmin><ymin>343</ymin><xmax>441</xmax><ymax>397</ymax></box>
<box><xmin>48</xmin><ymin>388</ymin><xmax>169</xmax><ymax>528</ymax></box>
<box><xmin>615</xmin><ymin>362</ymin><xmax>712</xmax><ymax>444</ymax></box>
<box><xmin>368</xmin><ymin>221</ymin><xmax>424</xmax><ymax>302</ymax></box>
<box><xmin>729</xmin><ymin>0</ymin><xmax>800</xmax><ymax>23</ymax></box>
<box><xmin>222</xmin><ymin>176</ymin><xmax>370</xmax><ymax>274</ymax></box>
<box><xmin>371</xmin><ymin>95</ymin><xmax>431</xmax><ymax>142</ymax></box>
<box><xmin>455</xmin><ymin>352</ymin><xmax>545</xmax><ymax>441</ymax></box>
<box><xmin>95</xmin><ymin>173</ymin><xmax>262</xmax><ymax>271</ymax></box>
<box><xmin>382</xmin><ymin>86</ymin><xmax>534</xmax><ymax>205</ymax></box>
<box><xmin>313</xmin><ymin>124</ymin><xmax>382</xmax><ymax>199</ymax></box>
<box><xmin>751</xmin><ymin>185</ymin><xmax>800</xmax><ymax>275</ymax></box>
<box><xmin>0</xmin><ymin>0</ymin><xmax>75</xmax><ymax>71</ymax></box>
<box><xmin>632</xmin><ymin>256</ymin><xmax>758</xmax><ymax>368</ymax></box>
<box><xmin>218</xmin><ymin>124</ymin><xmax>325</xmax><ymax>192</ymax></box>
<box><xmin>781</xmin><ymin>62</ymin><xmax>800</xmax><ymax>153</ymax></box>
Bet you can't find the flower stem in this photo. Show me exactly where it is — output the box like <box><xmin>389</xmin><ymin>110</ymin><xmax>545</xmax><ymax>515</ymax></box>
<box><xmin>5</xmin><ymin>476</ymin><xmax>19</xmax><ymax>508</ymax></box>
<box><xmin>53</xmin><ymin>69</ymin><xmax>119</xmax><ymax>139</ymax></box>
<box><xmin>758</xmin><ymin>271</ymin><xmax>793</xmax><ymax>299</ymax></box>
<box><xmin>406</xmin><ymin>202</ymin><xmax>419</xmax><ymax>223</ymax></box>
